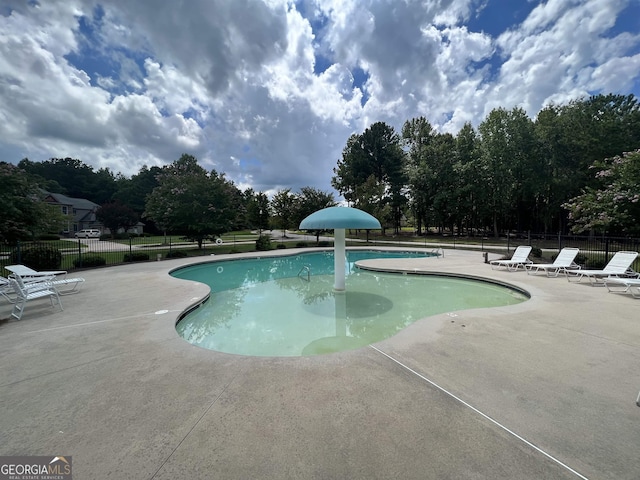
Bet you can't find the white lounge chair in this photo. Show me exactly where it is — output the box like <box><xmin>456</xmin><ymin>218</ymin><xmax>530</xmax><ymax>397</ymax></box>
<box><xmin>1</xmin><ymin>276</ymin><xmax>16</xmax><ymax>303</ymax></box>
<box><xmin>5</xmin><ymin>264</ymin><xmax>85</xmax><ymax>294</ymax></box>
<box><xmin>525</xmin><ymin>247</ymin><xmax>581</xmax><ymax>277</ymax></box>
<box><xmin>8</xmin><ymin>276</ymin><xmax>63</xmax><ymax>321</ymax></box>
<box><xmin>490</xmin><ymin>246</ymin><xmax>533</xmax><ymax>271</ymax></box>
<box><xmin>567</xmin><ymin>251</ymin><xmax>639</xmax><ymax>285</ymax></box>
<box><xmin>603</xmin><ymin>277</ymin><xmax>640</xmax><ymax>298</ymax></box>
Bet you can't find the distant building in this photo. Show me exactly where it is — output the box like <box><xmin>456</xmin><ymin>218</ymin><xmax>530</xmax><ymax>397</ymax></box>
<box><xmin>43</xmin><ymin>192</ymin><xmax>144</xmax><ymax>236</ymax></box>
<box><xmin>43</xmin><ymin>192</ymin><xmax>100</xmax><ymax>235</ymax></box>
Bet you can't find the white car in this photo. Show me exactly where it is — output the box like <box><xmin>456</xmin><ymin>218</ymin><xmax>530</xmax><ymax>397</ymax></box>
<box><xmin>75</xmin><ymin>229</ymin><xmax>101</xmax><ymax>238</ymax></box>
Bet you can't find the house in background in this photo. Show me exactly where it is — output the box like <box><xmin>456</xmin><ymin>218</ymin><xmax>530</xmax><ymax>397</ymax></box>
<box><xmin>44</xmin><ymin>192</ymin><xmax>100</xmax><ymax>235</ymax></box>
<box><xmin>43</xmin><ymin>192</ymin><xmax>144</xmax><ymax>236</ymax></box>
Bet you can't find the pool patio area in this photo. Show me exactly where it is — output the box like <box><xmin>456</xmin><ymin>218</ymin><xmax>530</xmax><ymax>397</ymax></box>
<box><xmin>1</xmin><ymin>248</ymin><xmax>639</xmax><ymax>479</ymax></box>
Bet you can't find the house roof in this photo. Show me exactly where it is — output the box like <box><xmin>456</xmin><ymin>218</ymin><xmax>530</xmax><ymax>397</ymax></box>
<box><xmin>45</xmin><ymin>192</ymin><xmax>99</xmax><ymax>210</ymax></box>
<box><xmin>44</xmin><ymin>191</ymin><xmax>99</xmax><ymax>224</ymax></box>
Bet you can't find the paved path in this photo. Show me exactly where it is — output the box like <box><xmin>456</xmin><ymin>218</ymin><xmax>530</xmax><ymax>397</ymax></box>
<box><xmin>1</xmin><ymin>248</ymin><xmax>639</xmax><ymax>479</ymax></box>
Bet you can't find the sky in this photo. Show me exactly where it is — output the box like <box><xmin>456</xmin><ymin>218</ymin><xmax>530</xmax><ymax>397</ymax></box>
<box><xmin>1</xmin><ymin>0</ymin><xmax>639</xmax><ymax>197</ymax></box>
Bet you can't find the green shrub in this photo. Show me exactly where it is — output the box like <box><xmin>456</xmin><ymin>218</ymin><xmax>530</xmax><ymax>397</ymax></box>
<box><xmin>318</xmin><ymin>240</ymin><xmax>331</xmax><ymax>247</ymax></box>
<box><xmin>531</xmin><ymin>247</ymin><xmax>542</xmax><ymax>258</ymax></box>
<box><xmin>255</xmin><ymin>235</ymin><xmax>272</xmax><ymax>251</ymax></box>
<box><xmin>276</xmin><ymin>243</ymin><xmax>286</xmax><ymax>249</ymax></box>
<box><xmin>586</xmin><ymin>257</ymin><xmax>606</xmax><ymax>269</ymax></box>
<box><xmin>574</xmin><ymin>253</ymin><xmax>587</xmax><ymax>266</ymax></box>
<box><xmin>228</xmin><ymin>248</ymin><xmax>241</xmax><ymax>254</ymax></box>
<box><xmin>74</xmin><ymin>254</ymin><xmax>106</xmax><ymax>268</ymax></box>
<box><xmin>123</xmin><ymin>252</ymin><xmax>150</xmax><ymax>262</ymax></box>
<box><xmin>38</xmin><ymin>234</ymin><xmax>61</xmax><ymax>241</ymax></box>
<box><xmin>12</xmin><ymin>244</ymin><xmax>62</xmax><ymax>270</ymax></box>
<box><xmin>295</xmin><ymin>242</ymin><xmax>308</xmax><ymax>248</ymax></box>
<box><xmin>166</xmin><ymin>250</ymin><xmax>188</xmax><ymax>258</ymax></box>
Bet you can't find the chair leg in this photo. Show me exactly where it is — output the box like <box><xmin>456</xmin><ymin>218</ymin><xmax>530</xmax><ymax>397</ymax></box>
<box><xmin>11</xmin><ymin>297</ymin><xmax>26</xmax><ymax>321</ymax></box>
<box><xmin>50</xmin><ymin>290</ymin><xmax>63</xmax><ymax>311</ymax></box>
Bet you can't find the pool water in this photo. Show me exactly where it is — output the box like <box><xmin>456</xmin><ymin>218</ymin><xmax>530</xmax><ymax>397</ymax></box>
<box><xmin>173</xmin><ymin>250</ymin><xmax>528</xmax><ymax>356</ymax></box>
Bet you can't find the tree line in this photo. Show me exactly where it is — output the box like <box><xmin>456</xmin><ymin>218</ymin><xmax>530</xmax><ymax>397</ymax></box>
<box><xmin>333</xmin><ymin>93</ymin><xmax>640</xmax><ymax>236</ymax></box>
<box><xmin>1</xmin><ymin>154</ymin><xmax>336</xmax><ymax>245</ymax></box>
<box><xmin>2</xmin><ymin>92</ymin><xmax>639</xmax><ymax>244</ymax></box>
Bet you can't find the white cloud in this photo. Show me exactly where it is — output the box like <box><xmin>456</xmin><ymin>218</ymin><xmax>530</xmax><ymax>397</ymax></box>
<box><xmin>591</xmin><ymin>54</ymin><xmax>640</xmax><ymax>92</ymax></box>
<box><xmin>489</xmin><ymin>0</ymin><xmax>635</xmax><ymax>116</ymax></box>
<box><xmin>0</xmin><ymin>0</ymin><xmax>638</xmax><ymax>195</ymax></box>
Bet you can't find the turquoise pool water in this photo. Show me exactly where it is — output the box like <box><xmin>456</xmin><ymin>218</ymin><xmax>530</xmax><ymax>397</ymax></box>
<box><xmin>173</xmin><ymin>250</ymin><xmax>527</xmax><ymax>356</ymax></box>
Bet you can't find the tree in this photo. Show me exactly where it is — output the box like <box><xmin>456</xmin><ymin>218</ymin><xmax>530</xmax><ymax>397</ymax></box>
<box><xmin>18</xmin><ymin>157</ymin><xmax>117</xmax><ymax>204</ymax></box>
<box><xmin>332</xmin><ymin>122</ymin><xmax>406</xmax><ymax>233</ymax></box>
<box><xmin>294</xmin><ymin>187</ymin><xmax>337</xmax><ymax>242</ymax></box>
<box><xmin>567</xmin><ymin>94</ymin><xmax>640</xmax><ymax>165</ymax></box>
<box><xmin>0</xmin><ymin>162</ymin><xmax>64</xmax><ymax>243</ymax></box>
<box><xmin>112</xmin><ymin>165</ymin><xmax>162</xmax><ymax>233</ymax></box>
<box><xmin>455</xmin><ymin>123</ymin><xmax>483</xmax><ymax>235</ymax></box>
<box><xmin>354</xmin><ymin>174</ymin><xmax>392</xmax><ymax>232</ymax></box>
<box><xmin>270</xmin><ymin>189</ymin><xmax>297</xmax><ymax>237</ymax></box>
<box><xmin>295</xmin><ymin>187</ymin><xmax>337</xmax><ymax>224</ymax></box>
<box><xmin>563</xmin><ymin>149</ymin><xmax>640</xmax><ymax>235</ymax></box>
<box><xmin>402</xmin><ymin>117</ymin><xmax>435</xmax><ymax>234</ymax></box>
<box><xmin>534</xmin><ymin>105</ymin><xmax>570</xmax><ymax>233</ymax></box>
<box><xmin>96</xmin><ymin>201</ymin><xmax>139</xmax><ymax>238</ymax></box>
<box><xmin>403</xmin><ymin>118</ymin><xmax>472</xmax><ymax>235</ymax></box>
<box><xmin>477</xmin><ymin>107</ymin><xmax>538</xmax><ymax>236</ymax></box>
<box><xmin>144</xmin><ymin>154</ymin><xmax>239</xmax><ymax>248</ymax></box>
<box><xmin>428</xmin><ymin>132</ymin><xmax>458</xmax><ymax>233</ymax></box>
<box><xmin>245</xmin><ymin>190</ymin><xmax>270</xmax><ymax>233</ymax></box>
<box><xmin>113</xmin><ymin>165</ymin><xmax>162</xmax><ymax>212</ymax></box>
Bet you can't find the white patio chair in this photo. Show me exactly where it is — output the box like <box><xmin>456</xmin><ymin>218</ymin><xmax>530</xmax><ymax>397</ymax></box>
<box><xmin>8</xmin><ymin>276</ymin><xmax>63</xmax><ymax>321</ymax></box>
<box><xmin>603</xmin><ymin>277</ymin><xmax>640</xmax><ymax>298</ymax></box>
<box><xmin>1</xmin><ymin>276</ymin><xmax>16</xmax><ymax>303</ymax></box>
<box><xmin>490</xmin><ymin>245</ymin><xmax>533</xmax><ymax>271</ymax></box>
<box><xmin>525</xmin><ymin>247</ymin><xmax>581</xmax><ymax>277</ymax></box>
<box><xmin>5</xmin><ymin>264</ymin><xmax>85</xmax><ymax>294</ymax></box>
<box><xmin>567</xmin><ymin>251</ymin><xmax>639</xmax><ymax>285</ymax></box>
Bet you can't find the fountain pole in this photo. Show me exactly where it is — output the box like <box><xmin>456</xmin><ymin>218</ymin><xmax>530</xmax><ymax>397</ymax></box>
<box><xmin>334</xmin><ymin>228</ymin><xmax>346</xmax><ymax>291</ymax></box>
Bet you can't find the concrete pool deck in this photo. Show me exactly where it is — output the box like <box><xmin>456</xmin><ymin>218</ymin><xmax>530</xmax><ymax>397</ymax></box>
<box><xmin>0</xmin><ymin>247</ymin><xmax>639</xmax><ymax>479</ymax></box>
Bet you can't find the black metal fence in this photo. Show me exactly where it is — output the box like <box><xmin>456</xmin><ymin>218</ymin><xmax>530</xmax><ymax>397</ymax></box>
<box><xmin>502</xmin><ymin>233</ymin><xmax>640</xmax><ymax>269</ymax></box>
<box><xmin>1</xmin><ymin>233</ymin><xmax>639</xmax><ymax>274</ymax></box>
<box><xmin>0</xmin><ymin>235</ymin><xmax>260</xmax><ymax>273</ymax></box>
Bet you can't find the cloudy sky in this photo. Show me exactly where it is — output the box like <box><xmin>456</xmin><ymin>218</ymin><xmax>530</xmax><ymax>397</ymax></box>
<box><xmin>1</xmin><ymin>0</ymin><xmax>639</xmax><ymax>196</ymax></box>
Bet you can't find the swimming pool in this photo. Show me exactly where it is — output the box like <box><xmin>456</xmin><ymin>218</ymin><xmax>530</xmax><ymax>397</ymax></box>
<box><xmin>173</xmin><ymin>250</ymin><xmax>528</xmax><ymax>357</ymax></box>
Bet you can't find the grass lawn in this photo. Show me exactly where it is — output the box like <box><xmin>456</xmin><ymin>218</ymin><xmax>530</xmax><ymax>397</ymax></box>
<box><xmin>107</xmin><ymin>231</ymin><xmax>260</xmax><ymax>247</ymax></box>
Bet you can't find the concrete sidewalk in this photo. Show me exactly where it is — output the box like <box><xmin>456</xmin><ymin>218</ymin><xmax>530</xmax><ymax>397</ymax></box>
<box><xmin>1</xmin><ymin>248</ymin><xmax>639</xmax><ymax>479</ymax></box>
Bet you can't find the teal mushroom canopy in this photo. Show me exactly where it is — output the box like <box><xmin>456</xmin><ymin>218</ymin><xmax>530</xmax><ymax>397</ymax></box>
<box><xmin>299</xmin><ymin>207</ymin><xmax>381</xmax><ymax>230</ymax></box>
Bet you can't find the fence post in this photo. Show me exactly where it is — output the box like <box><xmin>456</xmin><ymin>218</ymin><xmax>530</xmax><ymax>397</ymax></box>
<box><xmin>605</xmin><ymin>237</ymin><xmax>610</xmax><ymax>263</ymax></box>
<box><xmin>129</xmin><ymin>237</ymin><xmax>133</xmax><ymax>257</ymax></box>
<box><xmin>77</xmin><ymin>238</ymin><xmax>82</xmax><ymax>268</ymax></box>
<box><xmin>16</xmin><ymin>241</ymin><xmax>21</xmax><ymax>264</ymax></box>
